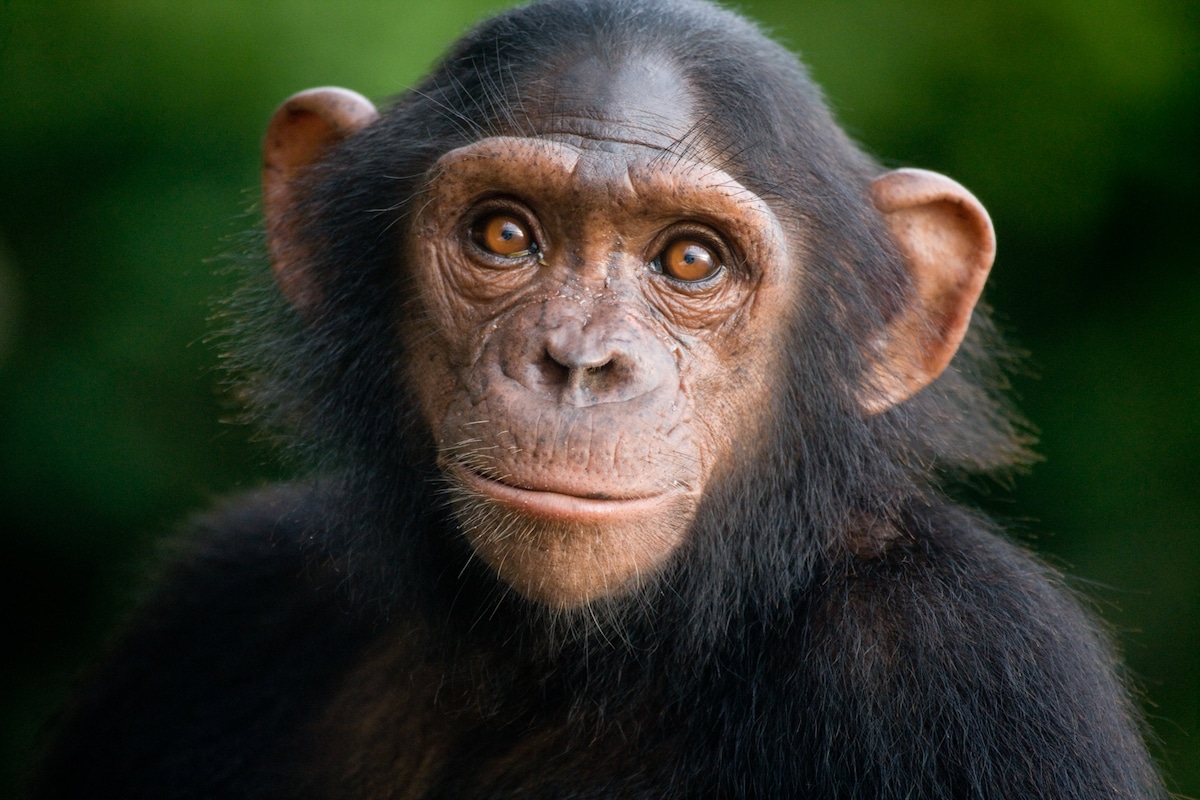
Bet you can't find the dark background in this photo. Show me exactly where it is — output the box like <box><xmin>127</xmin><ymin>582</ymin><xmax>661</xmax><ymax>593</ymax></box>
<box><xmin>1</xmin><ymin>0</ymin><xmax>1197</xmax><ymax>794</ymax></box>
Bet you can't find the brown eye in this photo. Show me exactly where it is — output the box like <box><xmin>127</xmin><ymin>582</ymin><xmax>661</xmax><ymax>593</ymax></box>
<box><xmin>473</xmin><ymin>213</ymin><xmax>535</xmax><ymax>257</ymax></box>
<box><xmin>658</xmin><ymin>238</ymin><xmax>721</xmax><ymax>282</ymax></box>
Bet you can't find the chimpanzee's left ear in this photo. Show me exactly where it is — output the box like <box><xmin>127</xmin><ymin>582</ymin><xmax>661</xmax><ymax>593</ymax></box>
<box><xmin>262</xmin><ymin>87</ymin><xmax>379</xmax><ymax>311</ymax></box>
<box><xmin>862</xmin><ymin>168</ymin><xmax>995</xmax><ymax>414</ymax></box>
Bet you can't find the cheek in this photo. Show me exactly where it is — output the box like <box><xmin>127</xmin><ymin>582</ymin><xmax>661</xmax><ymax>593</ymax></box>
<box><xmin>402</xmin><ymin>234</ymin><xmax>500</xmax><ymax>426</ymax></box>
<box><xmin>685</xmin><ymin>326</ymin><xmax>784</xmax><ymax>481</ymax></box>
<box><xmin>404</xmin><ymin>344</ymin><xmax>451</xmax><ymax>434</ymax></box>
<box><xmin>399</xmin><ymin>293</ymin><xmax>472</xmax><ymax>442</ymax></box>
<box><xmin>408</xmin><ymin>235</ymin><xmax>472</xmax><ymax>342</ymax></box>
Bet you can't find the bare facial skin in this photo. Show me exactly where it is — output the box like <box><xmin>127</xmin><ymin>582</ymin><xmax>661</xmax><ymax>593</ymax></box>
<box><xmin>405</xmin><ymin>57</ymin><xmax>793</xmax><ymax>607</ymax></box>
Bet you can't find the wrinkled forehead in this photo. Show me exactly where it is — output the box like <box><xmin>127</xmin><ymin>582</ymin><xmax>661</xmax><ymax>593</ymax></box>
<box><xmin>522</xmin><ymin>52</ymin><xmax>698</xmax><ymax>153</ymax></box>
<box><xmin>420</xmin><ymin>52</ymin><xmax>780</xmax><ymax>238</ymax></box>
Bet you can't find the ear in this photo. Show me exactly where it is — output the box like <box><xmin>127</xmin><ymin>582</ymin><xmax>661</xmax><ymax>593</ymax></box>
<box><xmin>262</xmin><ymin>87</ymin><xmax>379</xmax><ymax>311</ymax></box>
<box><xmin>862</xmin><ymin>168</ymin><xmax>996</xmax><ymax>414</ymax></box>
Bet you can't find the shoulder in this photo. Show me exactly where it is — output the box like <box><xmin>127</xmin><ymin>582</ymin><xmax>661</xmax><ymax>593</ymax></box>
<box><xmin>107</xmin><ymin>484</ymin><xmax>353</xmax><ymax>660</ymax></box>
<box><xmin>811</xmin><ymin>504</ymin><xmax>1108</xmax><ymax>681</ymax></box>
<box><xmin>832</xmin><ymin>503</ymin><xmax>1071</xmax><ymax>605</ymax></box>
<box><xmin>147</xmin><ymin>484</ymin><xmax>337</xmax><ymax>615</ymax></box>
<box><xmin>32</xmin><ymin>484</ymin><xmax>374</xmax><ymax>799</ymax></box>
<box><xmin>793</xmin><ymin>503</ymin><xmax>1160</xmax><ymax>797</ymax></box>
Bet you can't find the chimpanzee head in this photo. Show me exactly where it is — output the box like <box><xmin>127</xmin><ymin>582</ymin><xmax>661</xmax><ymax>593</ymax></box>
<box><xmin>239</xmin><ymin>0</ymin><xmax>1026</xmax><ymax>618</ymax></box>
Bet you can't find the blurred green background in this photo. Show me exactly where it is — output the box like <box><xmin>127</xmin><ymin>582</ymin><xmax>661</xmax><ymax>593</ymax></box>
<box><xmin>1</xmin><ymin>0</ymin><xmax>1196</xmax><ymax>794</ymax></box>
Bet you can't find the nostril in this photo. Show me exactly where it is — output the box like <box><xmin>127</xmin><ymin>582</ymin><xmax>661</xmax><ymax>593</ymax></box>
<box><xmin>542</xmin><ymin>347</ymin><xmax>614</xmax><ymax>385</ymax></box>
<box><xmin>545</xmin><ymin>332</ymin><xmax>615</xmax><ymax>375</ymax></box>
<box><xmin>574</xmin><ymin>356</ymin><xmax>613</xmax><ymax>374</ymax></box>
<box><xmin>538</xmin><ymin>349</ymin><xmax>572</xmax><ymax>386</ymax></box>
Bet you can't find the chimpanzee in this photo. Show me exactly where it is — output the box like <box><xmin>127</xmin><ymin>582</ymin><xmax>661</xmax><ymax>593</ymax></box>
<box><xmin>33</xmin><ymin>0</ymin><xmax>1167</xmax><ymax>797</ymax></box>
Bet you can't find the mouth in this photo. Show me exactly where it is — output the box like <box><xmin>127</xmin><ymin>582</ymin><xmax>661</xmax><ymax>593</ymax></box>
<box><xmin>448</xmin><ymin>462</ymin><xmax>676</xmax><ymax>524</ymax></box>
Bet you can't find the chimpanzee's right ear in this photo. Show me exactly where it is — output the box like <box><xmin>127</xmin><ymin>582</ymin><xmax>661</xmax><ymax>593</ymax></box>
<box><xmin>262</xmin><ymin>87</ymin><xmax>379</xmax><ymax>311</ymax></box>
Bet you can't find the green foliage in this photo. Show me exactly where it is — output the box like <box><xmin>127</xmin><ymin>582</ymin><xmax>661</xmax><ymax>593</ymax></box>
<box><xmin>1</xmin><ymin>0</ymin><xmax>1196</xmax><ymax>792</ymax></box>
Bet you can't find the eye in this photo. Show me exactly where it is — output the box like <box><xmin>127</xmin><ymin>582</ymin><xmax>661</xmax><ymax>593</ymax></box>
<box><xmin>472</xmin><ymin>213</ymin><xmax>537</xmax><ymax>258</ymax></box>
<box><xmin>656</xmin><ymin>238</ymin><xmax>722</xmax><ymax>282</ymax></box>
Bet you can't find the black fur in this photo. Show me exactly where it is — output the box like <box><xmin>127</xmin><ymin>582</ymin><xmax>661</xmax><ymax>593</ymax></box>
<box><xmin>33</xmin><ymin>0</ymin><xmax>1166</xmax><ymax>797</ymax></box>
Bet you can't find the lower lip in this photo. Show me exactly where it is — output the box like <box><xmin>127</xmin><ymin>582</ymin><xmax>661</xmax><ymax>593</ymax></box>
<box><xmin>450</xmin><ymin>464</ymin><xmax>676</xmax><ymax>523</ymax></box>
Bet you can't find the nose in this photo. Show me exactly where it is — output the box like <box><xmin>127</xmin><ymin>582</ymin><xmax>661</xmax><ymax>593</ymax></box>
<box><xmin>541</xmin><ymin>321</ymin><xmax>638</xmax><ymax>404</ymax></box>
<box><xmin>510</xmin><ymin>303</ymin><xmax>667</xmax><ymax>407</ymax></box>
